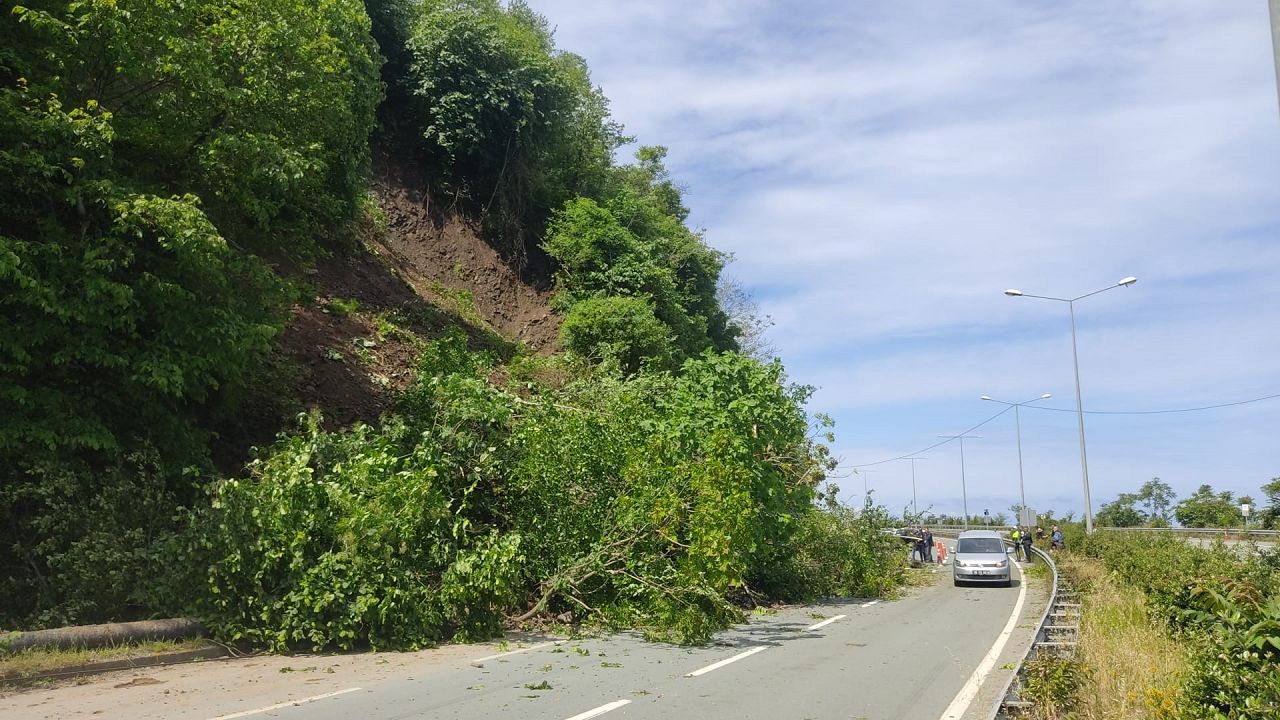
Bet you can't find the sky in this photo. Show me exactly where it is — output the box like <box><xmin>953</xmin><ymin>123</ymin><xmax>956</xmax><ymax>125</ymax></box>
<box><xmin>526</xmin><ymin>0</ymin><xmax>1280</xmax><ymax>521</ymax></box>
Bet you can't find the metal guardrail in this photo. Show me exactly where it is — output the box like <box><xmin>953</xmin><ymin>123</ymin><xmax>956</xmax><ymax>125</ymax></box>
<box><xmin>987</xmin><ymin>543</ymin><xmax>1068</xmax><ymax>719</ymax></box>
<box><xmin>1098</xmin><ymin>526</ymin><xmax>1279</xmax><ymax>538</ymax></box>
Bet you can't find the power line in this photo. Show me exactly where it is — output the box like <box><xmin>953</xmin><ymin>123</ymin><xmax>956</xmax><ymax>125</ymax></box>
<box><xmin>847</xmin><ymin>405</ymin><xmax>1011</xmax><ymax>468</ymax></box>
<box><xmin>1023</xmin><ymin>392</ymin><xmax>1280</xmax><ymax>415</ymax></box>
<box><xmin>845</xmin><ymin>391</ymin><xmax>1279</xmax><ymax>469</ymax></box>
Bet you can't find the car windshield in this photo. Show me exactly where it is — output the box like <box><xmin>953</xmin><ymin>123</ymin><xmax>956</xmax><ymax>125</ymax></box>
<box><xmin>957</xmin><ymin>538</ymin><xmax>1005</xmax><ymax>554</ymax></box>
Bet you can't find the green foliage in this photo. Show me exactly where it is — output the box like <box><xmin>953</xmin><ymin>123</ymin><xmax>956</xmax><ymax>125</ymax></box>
<box><xmin>184</xmin><ymin>413</ymin><xmax>522</xmax><ymax>651</ymax></box>
<box><xmin>1182</xmin><ymin>579</ymin><xmax>1280</xmax><ymax>718</ymax></box>
<box><xmin>1020</xmin><ymin>655</ymin><xmax>1086</xmax><ymax>715</ymax></box>
<box><xmin>559</xmin><ymin>295</ymin><xmax>673</xmax><ymax>373</ymax></box>
<box><xmin>543</xmin><ymin>169</ymin><xmax>738</xmax><ymax>370</ymax></box>
<box><xmin>1259</xmin><ymin>477</ymin><xmax>1280</xmax><ymax>530</ymax></box>
<box><xmin>1079</xmin><ymin>533</ymin><xmax>1280</xmax><ymax>717</ymax></box>
<box><xmin>751</xmin><ymin>504</ymin><xmax>904</xmax><ymax>601</ymax></box>
<box><xmin>0</xmin><ymin>451</ymin><xmax>183</xmax><ymax>628</ymax></box>
<box><xmin>1175</xmin><ymin>484</ymin><xmax>1242</xmax><ymax>529</ymax></box>
<box><xmin>0</xmin><ymin>83</ymin><xmax>286</xmax><ymax>464</ymax></box>
<box><xmin>1</xmin><ymin>0</ymin><xmax>382</xmax><ymax>627</ymax></box>
<box><xmin>1097</xmin><ymin>493</ymin><xmax>1147</xmax><ymax>528</ymax></box>
<box><xmin>168</xmin><ymin>335</ymin><xmax>874</xmax><ymax>648</ymax></box>
<box><xmin>400</xmin><ymin>0</ymin><xmax>621</xmax><ymax>262</ymax></box>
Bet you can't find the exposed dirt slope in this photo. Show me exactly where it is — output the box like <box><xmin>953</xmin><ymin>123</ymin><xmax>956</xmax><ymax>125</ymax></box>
<box><xmin>371</xmin><ymin>159</ymin><xmax>559</xmax><ymax>351</ymax></box>
<box><xmin>210</xmin><ymin>162</ymin><xmax>560</xmax><ymax>473</ymax></box>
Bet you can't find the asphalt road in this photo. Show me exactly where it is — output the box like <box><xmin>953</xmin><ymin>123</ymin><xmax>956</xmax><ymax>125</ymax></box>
<box><xmin>1</xmin><ymin>548</ymin><xmax>1047</xmax><ymax>720</ymax></box>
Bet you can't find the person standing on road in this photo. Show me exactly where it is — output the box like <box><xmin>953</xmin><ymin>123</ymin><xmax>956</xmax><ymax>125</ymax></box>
<box><xmin>1010</xmin><ymin>526</ymin><xmax>1023</xmax><ymax>561</ymax></box>
<box><xmin>922</xmin><ymin>527</ymin><xmax>934</xmax><ymax>563</ymax></box>
<box><xmin>1021</xmin><ymin>527</ymin><xmax>1034</xmax><ymax>562</ymax></box>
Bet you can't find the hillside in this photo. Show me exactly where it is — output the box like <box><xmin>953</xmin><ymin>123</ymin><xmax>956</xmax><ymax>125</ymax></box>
<box><xmin>213</xmin><ymin>157</ymin><xmax>560</xmax><ymax>470</ymax></box>
<box><xmin>0</xmin><ymin>0</ymin><xmax>902</xmax><ymax>647</ymax></box>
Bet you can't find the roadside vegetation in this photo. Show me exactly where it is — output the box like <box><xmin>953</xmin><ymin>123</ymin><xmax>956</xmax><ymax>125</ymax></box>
<box><xmin>1</xmin><ymin>0</ymin><xmax>906</xmax><ymax>650</ymax></box>
<box><xmin>1067</xmin><ymin>533</ymin><xmax>1280</xmax><ymax>719</ymax></box>
<box><xmin>1056</xmin><ymin>555</ymin><xmax>1191</xmax><ymax>720</ymax></box>
<box><xmin>0</xmin><ymin>638</ymin><xmax>212</xmax><ymax>684</ymax></box>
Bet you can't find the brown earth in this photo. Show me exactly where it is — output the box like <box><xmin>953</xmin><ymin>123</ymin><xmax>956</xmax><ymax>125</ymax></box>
<box><xmin>210</xmin><ymin>161</ymin><xmax>560</xmax><ymax>473</ymax></box>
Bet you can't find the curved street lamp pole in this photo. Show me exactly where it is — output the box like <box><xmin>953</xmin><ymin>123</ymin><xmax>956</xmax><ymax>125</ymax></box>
<box><xmin>980</xmin><ymin>393</ymin><xmax>1052</xmax><ymax>524</ymax></box>
<box><xmin>1004</xmin><ymin>276</ymin><xmax>1137</xmax><ymax>533</ymax></box>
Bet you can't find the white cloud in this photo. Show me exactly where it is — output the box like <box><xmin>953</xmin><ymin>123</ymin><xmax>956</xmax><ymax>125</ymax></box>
<box><xmin>526</xmin><ymin>0</ymin><xmax>1280</xmax><ymax>515</ymax></box>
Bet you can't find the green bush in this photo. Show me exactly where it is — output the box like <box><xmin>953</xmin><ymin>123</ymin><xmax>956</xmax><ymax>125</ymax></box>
<box><xmin>185</xmin><ymin>415</ymin><xmax>522</xmax><ymax>651</ymax></box>
<box><xmin>1079</xmin><ymin>533</ymin><xmax>1280</xmax><ymax>718</ymax></box>
<box><xmin>170</xmin><ymin>335</ymin><xmax>883</xmax><ymax>648</ymax></box>
<box><xmin>0</xmin><ymin>451</ymin><xmax>183</xmax><ymax>629</ymax></box>
<box><xmin>752</xmin><ymin>505</ymin><xmax>905</xmax><ymax>601</ymax></box>
<box><xmin>559</xmin><ymin>295</ymin><xmax>673</xmax><ymax>373</ymax></box>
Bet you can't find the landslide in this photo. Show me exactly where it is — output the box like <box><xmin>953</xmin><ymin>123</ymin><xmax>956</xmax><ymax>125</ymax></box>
<box><xmin>211</xmin><ymin>157</ymin><xmax>560</xmax><ymax>473</ymax></box>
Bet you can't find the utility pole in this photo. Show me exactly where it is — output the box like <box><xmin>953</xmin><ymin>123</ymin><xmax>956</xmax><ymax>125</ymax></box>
<box><xmin>901</xmin><ymin>457</ymin><xmax>927</xmax><ymax>519</ymax></box>
<box><xmin>1271</xmin><ymin>0</ymin><xmax>1280</xmax><ymax>116</ymax></box>
<box><xmin>938</xmin><ymin>434</ymin><xmax>982</xmax><ymax>529</ymax></box>
<box><xmin>854</xmin><ymin>468</ymin><xmax>878</xmax><ymax>502</ymax></box>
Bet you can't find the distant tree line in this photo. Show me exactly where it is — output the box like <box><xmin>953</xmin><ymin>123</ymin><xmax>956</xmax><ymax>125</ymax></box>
<box><xmin>1095</xmin><ymin>476</ymin><xmax>1280</xmax><ymax>529</ymax></box>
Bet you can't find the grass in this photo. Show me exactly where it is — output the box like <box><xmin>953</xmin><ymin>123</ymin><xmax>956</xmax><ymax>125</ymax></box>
<box><xmin>0</xmin><ymin>638</ymin><xmax>212</xmax><ymax>681</ymax></box>
<box><xmin>1060</xmin><ymin>555</ymin><xmax>1190</xmax><ymax>720</ymax></box>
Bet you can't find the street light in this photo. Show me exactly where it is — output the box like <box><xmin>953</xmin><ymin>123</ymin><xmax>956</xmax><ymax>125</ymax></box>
<box><xmin>980</xmin><ymin>393</ymin><xmax>1052</xmax><ymax>525</ymax></box>
<box><xmin>1004</xmin><ymin>276</ymin><xmax>1137</xmax><ymax>533</ymax></box>
<box><xmin>938</xmin><ymin>434</ymin><xmax>981</xmax><ymax>528</ymax></box>
<box><xmin>900</xmin><ymin>457</ymin><xmax>927</xmax><ymax>519</ymax></box>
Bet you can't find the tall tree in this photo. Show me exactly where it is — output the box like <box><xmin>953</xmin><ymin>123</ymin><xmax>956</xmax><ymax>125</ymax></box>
<box><xmin>1137</xmin><ymin>477</ymin><xmax>1176</xmax><ymax>524</ymax></box>
<box><xmin>1260</xmin><ymin>477</ymin><xmax>1280</xmax><ymax>529</ymax></box>
<box><xmin>1097</xmin><ymin>493</ymin><xmax>1147</xmax><ymax>527</ymax></box>
<box><xmin>1174</xmin><ymin>484</ymin><xmax>1240</xmax><ymax>528</ymax></box>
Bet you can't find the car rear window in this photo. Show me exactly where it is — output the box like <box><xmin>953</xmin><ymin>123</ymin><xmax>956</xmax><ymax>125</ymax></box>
<box><xmin>957</xmin><ymin>538</ymin><xmax>1005</xmax><ymax>554</ymax></box>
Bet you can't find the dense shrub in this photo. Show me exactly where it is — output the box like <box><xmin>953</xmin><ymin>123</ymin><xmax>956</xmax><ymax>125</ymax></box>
<box><xmin>1079</xmin><ymin>533</ymin><xmax>1280</xmax><ymax>718</ymax></box>
<box><xmin>401</xmin><ymin>0</ymin><xmax>620</xmax><ymax>263</ymax></box>
<box><xmin>751</xmin><ymin>504</ymin><xmax>905</xmax><ymax>601</ymax></box>
<box><xmin>0</xmin><ymin>451</ymin><xmax>183</xmax><ymax>628</ymax></box>
<box><xmin>558</xmin><ymin>295</ymin><xmax>673</xmax><ymax>372</ymax></box>
<box><xmin>173</xmin><ymin>335</ymin><xmax>892</xmax><ymax>648</ymax></box>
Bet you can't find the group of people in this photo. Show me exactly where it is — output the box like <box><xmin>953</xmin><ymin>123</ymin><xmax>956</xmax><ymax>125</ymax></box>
<box><xmin>1008</xmin><ymin>524</ymin><xmax>1065</xmax><ymax>561</ymax></box>
<box><xmin>909</xmin><ymin>527</ymin><xmax>937</xmax><ymax>565</ymax></box>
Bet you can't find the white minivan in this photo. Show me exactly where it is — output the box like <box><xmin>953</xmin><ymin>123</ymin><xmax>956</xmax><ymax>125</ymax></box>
<box><xmin>952</xmin><ymin>529</ymin><xmax>1012</xmax><ymax>587</ymax></box>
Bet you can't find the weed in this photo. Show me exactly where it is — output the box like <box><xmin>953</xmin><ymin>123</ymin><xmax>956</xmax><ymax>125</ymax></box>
<box><xmin>324</xmin><ymin>297</ymin><xmax>360</xmax><ymax>317</ymax></box>
<box><xmin>524</xmin><ymin>680</ymin><xmax>552</xmax><ymax>691</ymax></box>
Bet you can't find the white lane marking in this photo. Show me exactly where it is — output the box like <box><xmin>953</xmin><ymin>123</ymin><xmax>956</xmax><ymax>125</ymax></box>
<box><xmin>470</xmin><ymin>640</ymin><xmax>557</xmax><ymax>665</ymax></box>
<box><xmin>685</xmin><ymin>645</ymin><xmax>768</xmax><ymax>677</ymax></box>
<box><xmin>939</xmin><ymin>566</ymin><xmax>1028</xmax><ymax>720</ymax></box>
<box><xmin>806</xmin><ymin>613</ymin><xmax>846</xmax><ymax>631</ymax></box>
<box><xmin>208</xmin><ymin>687</ymin><xmax>362</xmax><ymax>720</ymax></box>
<box><xmin>860</xmin><ymin>600</ymin><xmax>879</xmax><ymax>608</ymax></box>
<box><xmin>564</xmin><ymin>699</ymin><xmax>632</xmax><ymax>720</ymax></box>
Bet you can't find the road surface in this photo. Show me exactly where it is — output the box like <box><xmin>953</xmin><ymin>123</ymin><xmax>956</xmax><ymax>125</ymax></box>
<box><xmin>0</xmin><ymin>548</ymin><xmax>1048</xmax><ymax>720</ymax></box>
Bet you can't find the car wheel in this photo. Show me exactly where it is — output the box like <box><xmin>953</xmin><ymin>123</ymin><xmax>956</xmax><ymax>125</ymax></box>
<box><xmin>953</xmin><ymin>578</ymin><xmax>963</xmax><ymax>587</ymax></box>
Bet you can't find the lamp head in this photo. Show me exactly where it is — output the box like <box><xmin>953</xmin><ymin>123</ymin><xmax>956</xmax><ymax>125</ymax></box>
<box><xmin>1004</xmin><ymin>288</ymin><xmax>1023</xmax><ymax>297</ymax></box>
<box><xmin>1040</xmin><ymin>393</ymin><xmax>1052</xmax><ymax>399</ymax></box>
<box><xmin>1118</xmin><ymin>276</ymin><xmax>1137</xmax><ymax>287</ymax></box>
<box><xmin>980</xmin><ymin>395</ymin><xmax>992</xmax><ymax>401</ymax></box>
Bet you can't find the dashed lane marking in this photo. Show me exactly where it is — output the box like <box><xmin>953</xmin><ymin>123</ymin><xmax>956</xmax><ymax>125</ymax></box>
<box><xmin>805</xmin><ymin>614</ymin><xmax>847</xmax><ymax>631</ymax></box>
<box><xmin>470</xmin><ymin>640</ymin><xmax>558</xmax><ymax>665</ymax></box>
<box><xmin>685</xmin><ymin>646</ymin><xmax>768</xmax><ymax>677</ymax></box>
<box><xmin>208</xmin><ymin>687</ymin><xmax>362</xmax><ymax>720</ymax></box>
<box><xmin>564</xmin><ymin>699</ymin><xmax>631</xmax><ymax>720</ymax></box>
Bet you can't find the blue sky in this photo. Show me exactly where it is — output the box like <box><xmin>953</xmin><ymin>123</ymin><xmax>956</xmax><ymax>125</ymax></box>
<box><xmin>527</xmin><ymin>0</ymin><xmax>1280</xmax><ymax>520</ymax></box>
